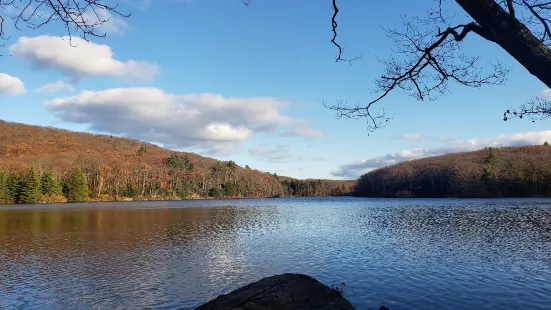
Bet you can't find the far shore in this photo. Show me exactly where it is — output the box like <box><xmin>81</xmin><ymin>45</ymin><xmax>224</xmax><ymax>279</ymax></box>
<box><xmin>4</xmin><ymin>195</ymin><xmax>551</xmax><ymax>207</ymax></box>
<box><xmin>0</xmin><ymin>194</ymin><xmax>354</xmax><ymax>206</ymax></box>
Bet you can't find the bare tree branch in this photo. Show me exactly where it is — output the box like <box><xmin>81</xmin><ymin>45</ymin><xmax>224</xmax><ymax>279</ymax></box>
<box><xmin>323</xmin><ymin>99</ymin><xmax>393</xmax><ymax>133</ymax></box>
<box><xmin>330</xmin><ymin>0</ymin><xmax>361</xmax><ymax>64</ymax></box>
<box><xmin>326</xmin><ymin>15</ymin><xmax>509</xmax><ymax>131</ymax></box>
<box><xmin>495</xmin><ymin>0</ymin><xmax>551</xmax><ymax>44</ymax></box>
<box><xmin>521</xmin><ymin>0</ymin><xmax>551</xmax><ymax>42</ymax></box>
<box><xmin>0</xmin><ymin>0</ymin><xmax>131</xmax><ymax>45</ymax></box>
<box><xmin>0</xmin><ymin>15</ymin><xmax>7</xmax><ymax>41</ymax></box>
<box><xmin>326</xmin><ymin>0</ymin><xmax>551</xmax><ymax>132</ymax></box>
<box><xmin>504</xmin><ymin>97</ymin><xmax>551</xmax><ymax>121</ymax></box>
<box><xmin>507</xmin><ymin>0</ymin><xmax>516</xmax><ymax>17</ymax></box>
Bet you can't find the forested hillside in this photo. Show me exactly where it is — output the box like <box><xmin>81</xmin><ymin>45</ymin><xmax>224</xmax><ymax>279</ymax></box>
<box><xmin>0</xmin><ymin>120</ymin><xmax>354</xmax><ymax>204</ymax></box>
<box><xmin>354</xmin><ymin>145</ymin><xmax>551</xmax><ymax>198</ymax></box>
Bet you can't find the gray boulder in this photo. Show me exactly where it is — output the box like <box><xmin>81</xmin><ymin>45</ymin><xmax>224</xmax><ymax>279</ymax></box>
<box><xmin>196</xmin><ymin>273</ymin><xmax>356</xmax><ymax>310</ymax></box>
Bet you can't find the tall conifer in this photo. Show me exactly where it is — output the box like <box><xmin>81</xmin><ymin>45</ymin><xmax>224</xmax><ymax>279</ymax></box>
<box><xmin>66</xmin><ymin>169</ymin><xmax>89</xmax><ymax>202</ymax></box>
<box><xmin>20</xmin><ymin>167</ymin><xmax>41</xmax><ymax>204</ymax></box>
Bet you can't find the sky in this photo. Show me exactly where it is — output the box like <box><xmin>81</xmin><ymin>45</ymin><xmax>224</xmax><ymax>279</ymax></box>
<box><xmin>1</xmin><ymin>0</ymin><xmax>550</xmax><ymax>180</ymax></box>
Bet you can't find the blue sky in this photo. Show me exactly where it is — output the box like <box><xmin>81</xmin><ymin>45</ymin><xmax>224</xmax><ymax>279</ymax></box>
<box><xmin>1</xmin><ymin>0</ymin><xmax>550</xmax><ymax>179</ymax></box>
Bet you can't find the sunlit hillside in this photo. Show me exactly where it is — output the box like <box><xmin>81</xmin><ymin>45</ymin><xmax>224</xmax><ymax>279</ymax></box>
<box><xmin>0</xmin><ymin>120</ymin><xmax>354</xmax><ymax>203</ymax></box>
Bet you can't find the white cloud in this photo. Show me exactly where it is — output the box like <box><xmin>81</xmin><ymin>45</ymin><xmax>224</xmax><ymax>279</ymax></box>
<box><xmin>0</xmin><ymin>73</ymin><xmax>25</xmax><ymax>95</ymax></box>
<box><xmin>542</xmin><ymin>89</ymin><xmax>551</xmax><ymax>100</ymax></box>
<box><xmin>281</xmin><ymin>127</ymin><xmax>324</xmax><ymax>138</ymax></box>
<box><xmin>45</xmin><ymin>88</ymin><xmax>318</xmax><ymax>154</ymax></box>
<box><xmin>9</xmin><ymin>36</ymin><xmax>158</xmax><ymax>81</ymax></box>
<box><xmin>82</xmin><ymin>9</ymin><xmax>129</xmax><ymax>35</ymax></box>
<box><xmin>332</xmin><ymin>131</ymin><xmax>551</xmax><ymax>178</ymax></box>
<box><xmin>37</xmin><ymin>81</ymin><xmax>75</xmax><ymax>93</ymax></box>
<box><xmin>395</xmin><ymin>133</ymin><xmax>424</xmax><ymax>141</ymax></box>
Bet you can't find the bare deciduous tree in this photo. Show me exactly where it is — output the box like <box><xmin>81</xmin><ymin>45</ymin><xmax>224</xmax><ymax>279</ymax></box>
<box><xmin>324</xmin><ymin>0</ymin><xmax>551</xmax><ymax>131</ymax></box>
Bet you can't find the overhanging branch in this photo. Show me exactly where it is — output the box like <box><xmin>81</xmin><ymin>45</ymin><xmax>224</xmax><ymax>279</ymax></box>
<box><xmin>504</xmin><ymin>97</ymin><xmax>551</xmax><ymax>122</ymax></box>
<box><xmin>1</xmin><ymin>0</ymin><xmax>131</xmax><ymax>44</ymax></box>
<box><xmin>327</xmin><ymin>19</ymin><xmax>508</xmax><ymax>131</ymax></box>
<box><xmin>330</xmin><ymin>0</ymin><xmax>361</xmax><ymax>63</ymax></box>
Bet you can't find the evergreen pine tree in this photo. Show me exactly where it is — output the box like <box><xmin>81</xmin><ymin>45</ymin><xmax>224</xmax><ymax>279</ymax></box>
<box><xmin>0</xmin><ymin>172</ymin><xmax>8</xmax><ymax>203</ymax></box>
<box><xmin>19</xmin><ymin>167</ymin><xmax>41</xmax><ymax>204</ymax></box>
<box><xmin>66</xmin><ymin>168</ymin><xmax>89</xmax><ymax>202</ymax></box>
<box><xmin>41</xmin><ymin>171</ymin><xmax>62</xmax><ymax>196</ymax></box>
<box><xmin>6</xmin><ymin>173</ymin><xmax>22</xmax><ymax>203</ymax></box>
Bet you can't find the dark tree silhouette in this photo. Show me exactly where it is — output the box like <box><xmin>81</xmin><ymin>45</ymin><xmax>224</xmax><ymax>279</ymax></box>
<box><xmin>0</xmin><ymin>0</ymin><xmax>130</xmax><ymax>44</ymax></box>
<box><xmin>323</xmin><ymin>0</ymin><xmax>551</xmax><ymax>131</ymax></box>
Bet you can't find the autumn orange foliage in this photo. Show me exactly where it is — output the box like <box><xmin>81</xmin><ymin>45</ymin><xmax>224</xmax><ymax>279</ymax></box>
<box><xmin>0</xmin><ymin>120</ymin><xmax>354</xmax><ymax>202</ymax></box>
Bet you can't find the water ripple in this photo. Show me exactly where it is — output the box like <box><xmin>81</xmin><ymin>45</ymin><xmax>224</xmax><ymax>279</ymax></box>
<box><xmin>1</xmin><ymin>197</ymin><xmax>551</xmax><ymax>309</ymax></box>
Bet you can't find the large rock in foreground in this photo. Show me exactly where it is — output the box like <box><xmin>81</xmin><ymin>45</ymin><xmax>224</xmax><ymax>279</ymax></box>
<box><xmin>196</xmin><ymin>273</ymin><xmax>356</xmax><ymax>310</ymax></box>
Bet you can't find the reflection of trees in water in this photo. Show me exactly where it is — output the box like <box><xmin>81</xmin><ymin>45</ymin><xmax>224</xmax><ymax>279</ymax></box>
<box><xmin>0</xmin><ymin>205</ymin><xmax>278</xmax><ymax>309</ymax></box>
<box><xmin>0</xmin><ymin>206</ymin><xmax>247</xmax><ymax>255</ymax></box>
<box><xmin>0</xmin><ymin>204</ymin><xmax>281</xmax><ymax>259</ymax></box>
<box><xmin>359</xmin><ymin>203</ymin><xmax>551</xmax><ymax>270</ymax></box>
<box><xmin>0</xmin><ymin>208</ymin><xmax>168</xmax><ymax>255</ymax></box>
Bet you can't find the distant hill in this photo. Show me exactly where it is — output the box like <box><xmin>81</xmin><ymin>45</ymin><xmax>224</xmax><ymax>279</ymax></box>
<box><xmin>0</xmin><ymin>120</ymin><xmax>354</xmax><ymax>203</ymax></box>
<box><xmin>354</xmin><ymin>145</ymin><xmax>551</xmax><ymax>198</ymax></box>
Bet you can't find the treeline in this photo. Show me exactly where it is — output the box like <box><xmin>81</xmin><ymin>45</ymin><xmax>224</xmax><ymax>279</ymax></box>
<box><xmin>0</xmin><ymin>168</ymin><xmax>88</xmax><ymax>203</ymax></box>
<box><xmin>0</xmin><ymin>121</ymin><xmax>353</xmax><ymax>204</ymax></box>
<box><xmin>354</xmin><ymin>145</ymin><xmax>551</xmax><ymax>198</ymax></box>
<box><xmin>281</xmin><ymin>179</ymin><xmax>350</xmax><ymax>197</ymax></box>
<box><xmin>0</xmin><ymin>159</ymin><xmax>351</xmax><ymax>204</ymax></box>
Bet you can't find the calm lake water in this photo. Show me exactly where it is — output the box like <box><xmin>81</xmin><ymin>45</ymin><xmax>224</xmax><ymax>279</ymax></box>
<box><xmin>1</xmin><ymin>197</ymin><xmax>551</xmax><ymax>310</ymax></box>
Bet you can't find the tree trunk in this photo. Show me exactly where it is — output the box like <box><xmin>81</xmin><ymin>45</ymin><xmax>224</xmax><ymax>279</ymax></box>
<box><xmin>456</xmin><ymin>0</ymin><xmax>551</xmax><ymax>88</ymax></box>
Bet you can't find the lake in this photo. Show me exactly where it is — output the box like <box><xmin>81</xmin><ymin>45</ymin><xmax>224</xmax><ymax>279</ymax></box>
<box><xmin>1</xmin><ymin>197</ymin><xmax>551</xmax><ymax>310</ymax></box>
